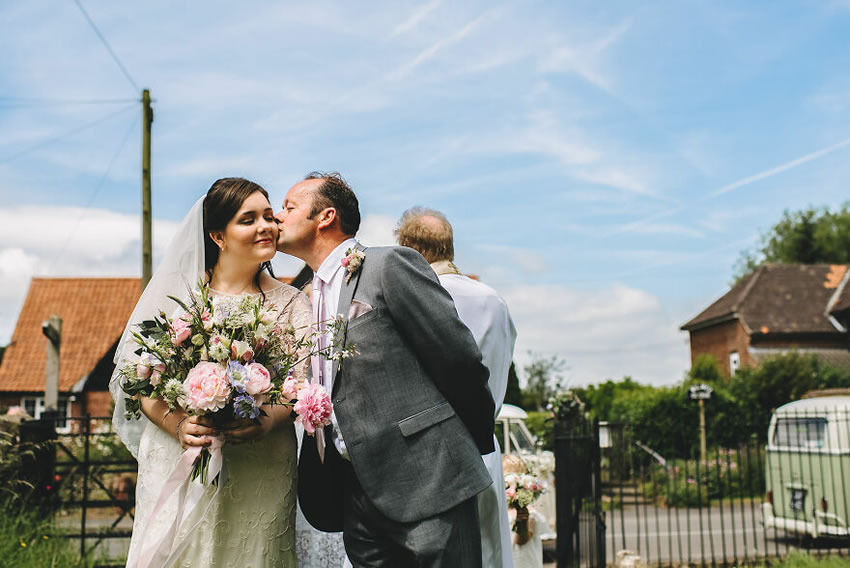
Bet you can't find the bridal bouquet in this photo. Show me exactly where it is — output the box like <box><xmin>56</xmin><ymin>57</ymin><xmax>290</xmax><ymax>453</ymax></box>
<box><xmin>118</xmin><ymin>281</ymin><xmax>351</xmax><ymax>483</ymax></box>
<box><xmin>505</xmin><ymin>472</ymin><xmax>546</xmax><ymax>536</ymax></box>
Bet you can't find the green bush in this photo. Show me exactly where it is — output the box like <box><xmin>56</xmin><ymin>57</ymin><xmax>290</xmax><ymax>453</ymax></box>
<box><xmin>524</xmin><ymin>411</ymin><xmax>554</xmax><ymax>451</ymax></box>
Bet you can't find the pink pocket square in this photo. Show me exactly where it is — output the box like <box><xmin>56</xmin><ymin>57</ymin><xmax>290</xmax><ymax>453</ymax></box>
<box><xmin>348</xmin><ymin>300</ymin><xmax>373</xmax><ymax>320</ymax></box>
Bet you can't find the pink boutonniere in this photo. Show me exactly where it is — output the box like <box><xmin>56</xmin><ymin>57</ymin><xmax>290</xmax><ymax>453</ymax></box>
<box><xmin>341</xmin><ymin>248</ymin><xmax>365</xmax><ymax>283</ymax></box>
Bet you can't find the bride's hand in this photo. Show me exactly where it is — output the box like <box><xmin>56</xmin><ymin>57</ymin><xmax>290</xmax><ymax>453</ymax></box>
<box><xmin>222</xmin><ymin>405</ymin><xmax>290</xmax><ymax>444</ymax></box>
<box><xmin>177</xmin><ymin>415</ymin><xmax>218</xmax><ymax>450</ymax></box>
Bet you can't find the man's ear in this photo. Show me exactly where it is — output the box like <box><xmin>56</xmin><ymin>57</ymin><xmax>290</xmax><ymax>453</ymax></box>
<box><xmin>316</xmin><ymin>208</ymin><xmax>337</xmax><ymax>230</ymax></box>
<box><xmin>209</xmin><ymin>231</ymin><xmax>225</xmax><ymax>250</ymax></box>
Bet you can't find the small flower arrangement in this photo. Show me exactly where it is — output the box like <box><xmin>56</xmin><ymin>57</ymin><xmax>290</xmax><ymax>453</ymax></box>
<box><xmin>505</xmin><ymin>471</ymin><xmax>546</xmax><ymax>537</ymax></box>
<box><xmin>118</xmin><ymin>281</ymin><xmax>353</xmax><ymax>483</ymax></box>
<box><xmin>546</xmin><ymin>389</ymin><xmax>585</xmax><ymax>421</ymax></box>
<box><xmin>504</xmin><ymin>472</ymin><xmax>546</xmax><ymax>509</ymax></box>
<box><xmin>341</xmin><ymin>248</ymin><xmax>365</xmax><ymax>283</ymax></box>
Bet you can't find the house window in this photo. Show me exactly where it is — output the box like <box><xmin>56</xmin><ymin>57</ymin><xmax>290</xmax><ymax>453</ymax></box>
<box><xmin>729</xmin><ymin>352</ymin><xmax>741</xmax><ymax>376</ymax></box>
<box><xmin>20</xmin><ymin>397</ymin><xmax>71</xmax><ymax>432</ymax></box>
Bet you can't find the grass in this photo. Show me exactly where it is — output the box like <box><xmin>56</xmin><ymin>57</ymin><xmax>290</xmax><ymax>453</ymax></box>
<box><xmin>766</xmin><ymin>550</ymin><xmax>850</xmax><ymax>568</ymax></box>
<box><xmin>0</xmin><ymin>504</ymin><xmax>95</xmax><ymax>568</ymax></box>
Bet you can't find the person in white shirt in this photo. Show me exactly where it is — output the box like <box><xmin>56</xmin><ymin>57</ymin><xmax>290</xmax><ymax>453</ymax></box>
<box><xmin>396</xmin><ymin>206</ymin><xmax>518</xmax><ymax>568</ymax></box>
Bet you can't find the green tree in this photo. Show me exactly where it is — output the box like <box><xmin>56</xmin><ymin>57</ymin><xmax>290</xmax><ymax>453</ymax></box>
<box><xmin>0</xmin><ymin>345</ymin><xmax>5</xmax><ymax>366</ymax></box>
<box><xmin>521</xmin><ymin>353</ymin><xmax>565</xmax><ymax>410</ymax></box>
<box><xmin>729</xmin><ymin>352</ymin><xmax>850</xmax><ymax>434</ymax></box>
<box><xmin>579</xmin><ymin>377</ymin><xmax>647</xmax><ymax>422</ymax></box>
<box><xmin>503</xmin><ymin>362</ymin><xmax>523</xmax><ymax>407</ymax></box>
<box><xmin>734</xmin><ymin>204</ymin><xmax>850</xmax><ymax>280</ymax></box>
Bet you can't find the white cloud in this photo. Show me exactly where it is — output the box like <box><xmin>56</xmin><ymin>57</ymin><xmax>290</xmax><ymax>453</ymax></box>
<box><xmin>390</xmin><ymin>0</ymin><xmax>442</xmax><ymax>38</ymax></box>
<box><xmin>0</xmin><ymin>205</ymin><xmax>181</xmax><ymax>343</ymax></box>
<box><xmin>479</xmin><ymin>245</ymin><xmax>547</xmax><ymax>273</ymax></box>
<box><xmin>501</xmin><ymin>283</ymin><xmax>690</xmax><ymax>386</ymax></box>
<box><xmin>356</xmin><ymin>214</ymin><xmax>397</xmax><ymax>247</ymax></box>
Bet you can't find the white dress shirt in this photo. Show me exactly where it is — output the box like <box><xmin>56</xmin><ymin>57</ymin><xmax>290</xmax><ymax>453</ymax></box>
<box><xmin>312</xmin><ymin>237</ymin><xmax>358</xmax><ymax>460</ymax></box>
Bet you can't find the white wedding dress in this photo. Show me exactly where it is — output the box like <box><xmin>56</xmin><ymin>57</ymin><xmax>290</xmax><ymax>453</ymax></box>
<box><xmin>125</xmin><ymin>283</ymin><xmax>312</xmax><ymax>568</ymax></box>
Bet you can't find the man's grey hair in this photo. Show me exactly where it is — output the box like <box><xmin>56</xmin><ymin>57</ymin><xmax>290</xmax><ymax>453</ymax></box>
<box><xmin>394</xmin><ymin>206</ymin><xmax>454</xmax><ymax>263</ymax></box>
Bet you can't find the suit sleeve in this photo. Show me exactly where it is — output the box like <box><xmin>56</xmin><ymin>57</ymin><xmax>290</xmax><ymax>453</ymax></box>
<box><xmin>380</xmin><ymin>247</ymin><xmax>495</xmax><ymax>454</ymax></box>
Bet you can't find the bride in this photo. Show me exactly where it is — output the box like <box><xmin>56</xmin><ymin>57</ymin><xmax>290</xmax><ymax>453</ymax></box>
<box><xmin>111</xmin><ymin>178</ymin><xmax>311</xmax><ymax>567</ymax></box>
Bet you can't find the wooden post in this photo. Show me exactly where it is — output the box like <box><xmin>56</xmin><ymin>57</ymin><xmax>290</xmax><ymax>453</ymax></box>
<box><xmin>141</xmin><ymin>88</ymin><xmax>153</xmax><ymax>290</ymax></box>
<box><xmin>698</xmin><ymin>398</ymin><xmax>707</xmax><ymax>465</ymax></box>
<box><xmin>42</xmin><ymin>315</ymin><xmax>61</xmax><ymax>410</ymax></box>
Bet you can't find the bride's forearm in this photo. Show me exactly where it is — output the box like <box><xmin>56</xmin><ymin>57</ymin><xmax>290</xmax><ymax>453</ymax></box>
<box><xmin>140</xmin><ymin>396</ymin><xmax>186</xmax><ymax>440</ymax></box>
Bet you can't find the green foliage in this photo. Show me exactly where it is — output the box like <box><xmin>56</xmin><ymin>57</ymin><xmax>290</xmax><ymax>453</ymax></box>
<box><xmin>728</xmin><ymin>352</ymin><xmax>850</xmax><ymax>436</ymax></box>
<box><xmin>524</xmin><ymin>411</ymin><xmax>553</xmax><ymax>451</ymax></box>
<box><xmin>0</xmin><ymin>344</ymin><xmax>5</xmax><ymax>366</ymax></box>
<box><xmin>734</xmin><ymin>204</ymin><xmax>850</xmax><ymax>281</ymax></box>
<box><xmin>521</xmin><ymin>353</ymin><xmax>565</xmax><ymax>410</ymax></box>
<box><xmin>642</xmin><ymin>451</ymin><xmax>766</xmax><ymax>507</ymax></box>
<box><xmin>503</xmin><ymin>362</ymin><xmax>523</xmax><ymax>407</ymax></box>
<box><xmin>577</xmin><ymin>377</ymin><xmax>648</xmax><ymax>422</ymax></box>
<box><xmin>0</xmin><ymin>503</ymin><xmax>93</xmax><ymax>567</ymax></box>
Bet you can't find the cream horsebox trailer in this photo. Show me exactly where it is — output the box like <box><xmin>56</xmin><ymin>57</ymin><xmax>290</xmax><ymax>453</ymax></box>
<box><xmin>762</xmin><ymin>395</ymin><xmax>850</xmax><ymax>538</ymax></box>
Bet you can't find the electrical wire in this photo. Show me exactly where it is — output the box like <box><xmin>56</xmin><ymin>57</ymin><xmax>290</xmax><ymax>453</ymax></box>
<box><xmin>51</xmin><ymin>113</ymin><xmax>140</xmax><ymax>264</ymax></box>
<box><xmin>0</xmin><ymin>103</ymin><xmax>135</xmax><ymax>165</ymax></box>
<box><xmin>71</xmin><ymin>0</ymin><xmax>140</xmax><ymax>93</ymax></box>
<box><xmin>0</xmin><ymin>97</ymin><xmax>138</xmax><ymax>107</ymax></box>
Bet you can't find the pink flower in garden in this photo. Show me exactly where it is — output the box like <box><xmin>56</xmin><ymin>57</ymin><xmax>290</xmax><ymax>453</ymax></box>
<box><xmin>244</xmin><ymin>362</ymin><xmax>272</xmax><ymax>396</ymax></box>
<box><xmin>171</xmin><ymin>317</ymin><xmax>192</xmax><ymax>346</ymax></box>
<box><xmin>182</xmin><ymin>362</ymin><xmax>231</xmax><ymax>413</ymax></box>
<box><xmin>293</xmin><ymin>383</ymin><xmax>332</xmax><ymax>435</ymax></box>
<box><xmin>231</xmin><ymin>340</ymin><xmax>254</xmax><ymax>362</ymax></box>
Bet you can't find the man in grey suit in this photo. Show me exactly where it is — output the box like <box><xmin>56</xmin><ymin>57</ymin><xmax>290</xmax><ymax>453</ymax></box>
<box><xmin>275</xmin><ymin>172</ymin><xmax>495</xmax><ymax>567</ymax></box>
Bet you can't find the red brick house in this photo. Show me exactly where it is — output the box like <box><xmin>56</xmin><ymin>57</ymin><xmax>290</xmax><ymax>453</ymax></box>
<box><xmin>0</xmin><ymin>274</ymin><xmax>304</xmax><ymax>429</ymax></box>
<box><xmin>681</xmin><ymin>264</ymin><xmax>850</xmax><ymax>376</ymax></box>
<box><xmin>0</xmin><ymin>278</ymin><xmax>142</xmax><ymax>427</ymax></box>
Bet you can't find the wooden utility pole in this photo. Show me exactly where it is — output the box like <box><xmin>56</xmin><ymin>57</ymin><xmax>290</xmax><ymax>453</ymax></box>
<box><xmin>42</xmin><ymin>315</ymin><xmax>62</xmax><ymax>411</ymax></box>
<box><xmin>688</xmin><ymin>383</ymin><xmax>713</xmax><ymax>465</ymax></box>
<box><xmin>141</xmin><ymin>89</ymin><xmax>153</xmax><ymax>289</ymax></box>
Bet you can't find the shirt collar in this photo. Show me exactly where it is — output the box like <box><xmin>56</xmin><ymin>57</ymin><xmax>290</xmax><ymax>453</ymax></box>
<box><xmin>315</xmin><ymin>238</ymin><xmax>358</xmax><ymax>284</ymax></box>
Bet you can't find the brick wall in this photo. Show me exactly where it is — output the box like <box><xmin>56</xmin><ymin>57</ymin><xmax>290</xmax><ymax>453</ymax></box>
<box><xmin>687</xmin><ymin>319</ymin><xmax>751</xmax><ymax>375</ymax></box>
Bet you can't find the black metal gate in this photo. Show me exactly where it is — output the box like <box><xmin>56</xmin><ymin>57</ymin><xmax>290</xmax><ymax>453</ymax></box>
<box><xmin>555</xmin><ymin>415</ymin><xmax>606</xmax><ymax>568</ymax></box>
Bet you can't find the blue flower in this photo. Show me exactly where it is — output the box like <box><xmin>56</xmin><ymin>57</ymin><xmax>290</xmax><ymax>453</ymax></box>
<box><xmin>227</xmin><ymin>361</ymin><xmax>249</xmax><ymax>392</ymax></box>
<box><xmin>233</xmin><ymin>393</ymin><xmax>260</xmax><ymax>420</ymax></box>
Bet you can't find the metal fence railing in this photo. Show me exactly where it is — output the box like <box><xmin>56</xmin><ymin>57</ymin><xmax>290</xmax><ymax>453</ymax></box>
<box><xmin>598</xmin><ymin>407</ymin><xmax>850</xmax><ymax>566</ymax></box>
<box><xmin>19</xmin><ymin>414</ymin><xmax>136</xmax><ymax>566</ymax></box>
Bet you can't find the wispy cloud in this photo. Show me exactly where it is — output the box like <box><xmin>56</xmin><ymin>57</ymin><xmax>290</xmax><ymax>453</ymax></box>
<box><xmin>387</xmin><ymin>9</ymin><xmax>493</xmax><ymax>80</ymax></box>
<box><xmin>710</xmin><ymin>136</ymin><xmax>850</xmax><ymax>197</ymax></box>
<box><xmin>389</xmin><ymin>0</ymin><xmax>441</xmax><ymax>38</ymax></box>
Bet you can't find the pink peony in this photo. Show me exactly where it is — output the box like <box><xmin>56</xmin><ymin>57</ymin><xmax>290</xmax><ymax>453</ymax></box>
<box><xmin>171</xmin><ymin>317</ymin><xmax>192</xmax><ymax>346</ymax></box>
<box><xmin>282</xmin><ymin>376</ymin><xmax>308</xmax><ymax>400</ymax></box>
<box><xmin>506</xmin><ymin>487</ymin><xmax>517</xmax><ymax>500</ymax></box>
<box><xmin>182</xmin><ymin>362</ymin><xmax>231</xmax><ymax>413</ymax></box>
<box><xmin>293</xmin><ymin>383</ymin><xmax>332</xmax><ymax>435</ymax></box>
<box><xmin>244</xmin><ymin>362</ymin><xmax>272</xmax><ymax>395</ymax></box>
<box><xmin>231</xmin><ymin>339</ymin><xmax>254</xmax><ymax>362</ymax></box>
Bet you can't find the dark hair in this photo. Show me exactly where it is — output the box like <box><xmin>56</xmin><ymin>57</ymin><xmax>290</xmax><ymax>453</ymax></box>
<box><xmin>394</xmin><ymin>206</ymin><xmax>454</xmax><ymax>263</ymax></box>
<box><xmin>203</xmin><ymin>177</ymin><xmax>276</xmax><ymax>294</ymax></box>
<box><xmin>304</xmin><ymin>171</ymin><xmax>360</xmax><ymax>236</ymax></box>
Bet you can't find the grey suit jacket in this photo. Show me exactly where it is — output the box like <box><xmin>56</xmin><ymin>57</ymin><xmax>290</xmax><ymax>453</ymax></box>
<box><xmin>298</xmin><ymin>245</ymin><xmax>495</xmax><ymax>528</ymax></box>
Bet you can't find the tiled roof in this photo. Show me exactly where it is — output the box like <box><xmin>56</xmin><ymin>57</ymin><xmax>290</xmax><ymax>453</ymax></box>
<box><xmin>0</xmin><ymin>276</ymin><xmax>297</xmax><ymax>393</ymax></box>
<box><xmin>682</xmin><ymin>264</ymin><xmax>848</xmax><ymax>334</ymax></box>
<box><xmin>0</xmin><ymin>278</ymin><xmax>141</xmax><ymax>392</ymax></box>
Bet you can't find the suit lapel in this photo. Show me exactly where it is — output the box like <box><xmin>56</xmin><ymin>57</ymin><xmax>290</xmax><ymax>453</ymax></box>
<box><xmin>331</xmin><ymin>244</ymin><xmax>366</xmax><ymax>390</ymax></box>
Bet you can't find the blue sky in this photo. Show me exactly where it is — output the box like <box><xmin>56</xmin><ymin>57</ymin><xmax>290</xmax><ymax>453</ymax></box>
<box><xmin>2</xmin><ymin>1</ymin><xmax>850</xmax><ymax>386</ymax></box>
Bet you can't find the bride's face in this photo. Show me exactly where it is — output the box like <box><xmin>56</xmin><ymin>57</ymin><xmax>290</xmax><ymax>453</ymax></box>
<box><xmin>212</xmin><ymin>191</ymin><xmax>278</xmax><ymax>264</ymax></box>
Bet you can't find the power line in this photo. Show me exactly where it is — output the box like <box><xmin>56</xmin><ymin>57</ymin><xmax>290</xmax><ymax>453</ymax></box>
<box><xmin>71</xmin><ymin>0</ymin><xmax>139</xmax><ymax>93</ymax></box>
<box><xmin>0</xmin><ymin>103</ymin><xmax>135</xmax><ymax>165</ymax></box>
<box><xmin>0</xmin><ymin>97</ymin><xmax>138</xmax><ymax>107</ymax></box>
<box><xmin>52</xmin><ymin>113</ymin><xmax>140</xmax><ymax>263</ymax></box>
